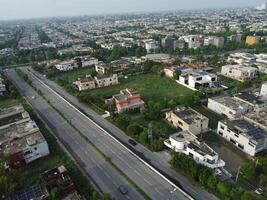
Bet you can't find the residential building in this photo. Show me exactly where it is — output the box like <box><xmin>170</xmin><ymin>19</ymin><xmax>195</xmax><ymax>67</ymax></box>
<box><xmin>227</xmin><ymin>53</ymin><xmax>256</xmax><ymax>64</ymax></box>
<box><xmin>73</xmin><ymin>74</ymin><xmax>119</xmax><ymax>91</ymax></box>
<box><xmin>144</xmin><ymin>53</ymin><xmax>171</xmax><ymax>63</ymax></box>
<box><xmin>178</xmin><ymin>70</ymin><xmax>218</xmax><ymax>90</ymax></box>
<box><xmin>164</xmin><ymin>131</ymin><xmax>225</xmax><ymax>168</ymax></box>
<box><xmin>173</xmin><ymin>39</ymin><xmax>185</xmax><ymax>49</ymax></box>
<box><xmin>234</xmin><ymin>92</ymin><xmax>267</xmax><ymax>110</ymax></box>
<box><xmin>112</xmin><ymin>88</ymin><xmax>145</xmax><ymax>113</ymax></box>
<box><xmin>0</xmin><ymin>75</ymin><xmax>6</xmax><ymax>96</ymax></box>
<box><xmin>80</xmin><ymin>56</ymin><xmax>98</xmax><ymax>67</ymax></box>
<box><xmin>166</xmin><ymin>107</ymin><xmax>209</xmax><ymax>136</ymax></box>
<box><xmin>94</xmin><ymin>74</ymin><xmax>119</xmax><ymax>88</ymax></box>
<box><xmin>55</xmin><ymin>60</ymin><xmax>78</xmax><ymax>71</ymax></box>
<box><xmin>244</xmin><ymin>109</ymin><xmax>267</xmax><ymax>132</ymax></box>
<box><xmin>145</xmin><ymin>39</ymin><xmax>158</xmax><ymax>53</ymax></box>
<box><xmin>261</xmin><ymin>82</ymin><xmax>267</xmax><ymax>98</ymax></box>
<box><xmin>72</xmin><ymin>75</ymin><xmax>96</xmax><ymax>91</ymax></box>
<box><xmin>161</xmin><ymin>36</ymin><xmax>174</xmax><ymax>49</ymax></box>
<box><xmin>41</xmin><ymin>165</ymin><xmax>76</xmax><ymax>197</ymax></box>
<box><xmin>0</xmin><ymin>119</ymin><xmax>50</xmax><ymax>168</ymax></box>
<box><xmin>213</xmin><ymin>37</ymin><xmax>225</xmax><ymax>48</ymax></box>
<box><xmin>208</xmin><ymin>96</ymin><xmax>253</xmax><ymax>119</ymax></box>
<box><xmin>0</xmin><ymin>105</ymin><xmax>30</xmax><ymax>127</ymax></box>
<box><xmin>246</xmin><ymin>36</ymin><xmax>260</xmax><ymax>46</ymax></box>
<box><xmin>221</xmin><ymin>65</ymin><xmax>258</xmax><ymax>81</ymax></box>
<box><xmin>217</xmin><ymin>120</ymin><xmax>267</xmax><ymax>156</ymax></box>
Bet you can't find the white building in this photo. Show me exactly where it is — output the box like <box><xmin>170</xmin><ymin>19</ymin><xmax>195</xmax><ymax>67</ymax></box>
<box><xmin>208</xmin><ymin>96</ymin><xmax>253</xmax><ymax>119</ymax></box>
<box><xmin>178</xmin><ymin>70</ymin><xmax>218</xmax><ymax>90</ymax></box>
<box><xmin>80</xmin><ymin>56</ymin><xmax>98</xmax><ymax>67</ymax></box>
<box><xmin>0</xmin><ymin>75</ymin><xmax>6</xmax><ymax>96</ymax></box>
<box><xmin>164</xmin><ymin>131</ymin><xmax>225</xmax><ymax>168</ymax></box>
<box><xmin>217</xmin><ymin>120</ymin><xmax>267</xmax><ymax>156</ymax></box>
<box><xmin>221</xmin><ymin>65</ymin><xmax>258</xmax><ymax>82</ymax></box>
<box><xmin>144</xmin><ymin>39</ymin><xmax>158</xmax><ymax>53</ymax></box>
<box><xmin>55</xmin><ymin>60</ymin><xmax>78</xmax><ymax>71</ymax></box>
<box><xmin>261</xmin><ymin>82</ymin><xmax>267</xmax><ymax>98</ymax></box>
<box><xmin>227</xmin><ymin>53</ymin><xmax>256</xmax><ymax>65</ymax></box>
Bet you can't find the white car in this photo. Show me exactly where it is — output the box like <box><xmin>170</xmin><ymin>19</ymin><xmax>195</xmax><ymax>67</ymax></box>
<box><xmin>255</xmin><ymin>188</ymin><xmax>263</xmax><ymax>195</ymax></box>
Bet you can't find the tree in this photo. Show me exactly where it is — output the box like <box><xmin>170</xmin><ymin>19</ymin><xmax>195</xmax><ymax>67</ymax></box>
<box><xmin>139</xmin><ymin>131</ymin><xmax>148</xmax><ymax>144</ymax></box>
<box><xmin>50</xmin><ymin>187</ymin><xmax>61</xmax><ymax>200</ymax></box>
<box><xmin>216</xmin><ymin>182</ymin><xmax>232</xmax><ymax>197</ymax></box>
<box><xmin>126</xmin><ymin>123</ymin><xmax>143</xmax><ymax>137</ymax></box>
<box><xmin>240</xmin><ymin>163</ymin><xmax>256</xmax><ymax>181</ymax></box>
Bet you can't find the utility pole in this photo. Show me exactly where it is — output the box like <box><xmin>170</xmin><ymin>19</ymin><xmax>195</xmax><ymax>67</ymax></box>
<box><xmin>148</xmin><ymin>123</ymin><xmax>153</xmax><ymax>143</ymax></box>
<box><xmin>235</xmin><ymin>166</ymin><xmax>241</xmax><ymax>183</ymax></box>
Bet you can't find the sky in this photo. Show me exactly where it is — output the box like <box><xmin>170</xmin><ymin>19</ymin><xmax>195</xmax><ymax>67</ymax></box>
<box><xmin>0</xmin><ymin>0</ymin><xmax>264</xmax><ymax>20</ymax></box>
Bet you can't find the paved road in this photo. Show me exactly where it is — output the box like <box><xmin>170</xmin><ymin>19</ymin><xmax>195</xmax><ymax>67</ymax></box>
<box><xmin>26</xmin><ymin>67</ymin><xmax>218</xmax><ymax>200</ymax></box>
<box><xmin>19</xmin><ymin>67</ymin><xmax>194</xmax><ymax>200</ymax></box>
<box><xmin>6</xmin><ymin>69</ymin><xmax>145</xmax><ymax>200</ymax></box>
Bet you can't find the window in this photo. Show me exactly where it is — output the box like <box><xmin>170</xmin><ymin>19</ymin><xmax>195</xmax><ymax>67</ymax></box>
<box><xmin>189</xmin><ymin>153</ymin><xmax>194</xmax><ymax>158</ymax></box>
<box><xmin>238</xmin><ymin>144</ymin><xmax>244</xmax><ymax>150</ymax></box>
<box><xmin>248</xmin><ymin>142</ymin><xmax>255</xmax><ymax>147</ymax></box>
<box><xmin>234</xmin><ymin>133</ymin><xmax>239</xmax><ymax>138</ymax></box>
<box><xmin>178</xmin><ymin>121</ymin><xmax>183</xmax><ymax>126</ymax></box>
<box><xmin>220</xmin><ymin>125</ymin><xmax>225</xmax><ymax>130</ymax></box>
<box><xmin>230</xmin><ymin>138</ymin><xmax>236</xmax><ymax>144</ymax></box>
<box><xmin>218</xmin><ymin>131</ymin><xmax>223</xmax><ymax>136</ymax></box>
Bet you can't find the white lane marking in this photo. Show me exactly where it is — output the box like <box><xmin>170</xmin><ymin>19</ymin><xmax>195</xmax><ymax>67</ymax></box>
<box><xmin>134</xmin><ymin>169</ymin><xmax>141</xmax><ymax>177</ymax></box>
<box><xmin>144</xmin><ymin>178</ymin><xmax>152</xmax><ymax>186</ymax></box>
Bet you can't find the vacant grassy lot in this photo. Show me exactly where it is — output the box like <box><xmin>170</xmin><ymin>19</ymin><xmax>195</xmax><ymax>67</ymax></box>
<box><xmin>89</xmin><ymin>74</ymin><xmax>194</xmax><ymax>103</ymax></box>
<box><xmin>52</xmin><ymin>67</ymin><xmax>96</xmax><ymax>85</ymax></box>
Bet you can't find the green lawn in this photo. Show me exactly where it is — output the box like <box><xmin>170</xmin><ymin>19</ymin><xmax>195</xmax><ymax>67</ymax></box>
<box><xmin>53</xmin><ymin>67</ymin><xmax>96</xmax><ymax>85</ymax></box>
<box><xmin>0</xmin><ymin>98</ymin><xmax>19</xmax><ymax>108</ymax></box>
<box><xmin>89</xmin><ymin>74</ymin><xmax>194</xmax><ymax>103</ymax></box>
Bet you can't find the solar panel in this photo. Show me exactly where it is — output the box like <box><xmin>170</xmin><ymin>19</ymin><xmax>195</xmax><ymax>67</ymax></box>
<box><xmin>5</xmin><ymin>185</ymin><xmax>47</xmax><ymax>200</ymax></box>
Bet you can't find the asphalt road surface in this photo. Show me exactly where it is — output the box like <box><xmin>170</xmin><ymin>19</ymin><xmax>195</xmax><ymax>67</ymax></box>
<box><xmin>6</xmin><ymin>69</ymin><xmax>145</xmax><ymax>200</ymax></box>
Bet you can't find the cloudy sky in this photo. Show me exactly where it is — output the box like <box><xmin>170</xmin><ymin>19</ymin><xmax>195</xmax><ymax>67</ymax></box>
<box><xmin>0</xmin><ymin>0</ymin><xmax>264</xmax><ymax>20</ymax></box>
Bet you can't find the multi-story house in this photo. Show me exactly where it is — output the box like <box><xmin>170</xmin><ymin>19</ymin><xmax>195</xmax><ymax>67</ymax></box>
<box><xmin>112</xmin><ymin>88</ymin><xmax>145</xmax><ymax>113</ymax></box>
<box><xmin>208</xmin><ymin>96</ymin><xmax>253</xmax><ymax>119</ymax></box>
<box><xmin>217</xmin><ymin>120</ymin><xmax>267</xmax><ymax>156</ymax></box>
<box><xmin>164</xmin><ymin>131</ymin><xmax>225</xmax><ymax>169</ymax></box>
<box><xmin>221</xmin><ymin>65</ymin><xmax>258</xmax><ymax>82</ymax></box>
<box><xmin>166</xmin><ymin>107</ymin><xmax>209</xmax><ymax>136</ymax></box>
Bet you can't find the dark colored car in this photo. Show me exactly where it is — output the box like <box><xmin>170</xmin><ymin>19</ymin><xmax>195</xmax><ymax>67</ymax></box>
<box><xmin>118</xmin><ymin>185</ymin><xmax>128</xmax><ymax>195</ymax></box>
<box><xmin>128</xmin><ymin>139</ymin><xmax>137</xmax><ymax>146</ymax></box>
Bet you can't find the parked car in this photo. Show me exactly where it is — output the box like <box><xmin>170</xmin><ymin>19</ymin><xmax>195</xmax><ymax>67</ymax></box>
<box><xmin>118</xmin><ymin>185</ymin><xmax>128</xmax><ymax>195</ymax></box>
<box><xmin>215</xmin><ymin>168</ymin><xmax>223</xmax><ymax>176</ymax></box>
<box><xmin>128</xmin><ymin>139</ymin><xmax>137</xmax><ymax>146</ymax></box>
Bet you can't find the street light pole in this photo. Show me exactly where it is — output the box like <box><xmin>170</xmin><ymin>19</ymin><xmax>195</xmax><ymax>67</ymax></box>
<box><xmin>236</xmin><ymin>166</ymin><xmax>241</xmax><ymax>183</ymax></box>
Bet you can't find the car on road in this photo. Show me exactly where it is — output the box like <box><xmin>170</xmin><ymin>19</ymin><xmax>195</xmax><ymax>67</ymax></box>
<box><xmin>255</xmin><ymin>188</ymin><xmax>263</xmax><ymax>195</ymax></box>
<box><xmin>31</xmin><ymin>96</ymin><xmax>36</xmax><ymax>100</ymax></box>
<box><xmin>118</xmin><ymin>185</ymin><xmax>128</xmax><ymax>195</ymax></box>
<box><xmin>128</xmin><ymin>139</ymin><xmax>137</xmax><ymax>146</ymax></box>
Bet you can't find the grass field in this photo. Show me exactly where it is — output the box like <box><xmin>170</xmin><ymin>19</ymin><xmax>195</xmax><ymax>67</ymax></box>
<box><xmin>52</xmin><ymin>67</ymin><xmax>96</xmax><ymax>85</ymax></box>
<box><xmin>89</xmin><ymin>74</ymin><xmax>194</xmax><ymax>103</ymax></box>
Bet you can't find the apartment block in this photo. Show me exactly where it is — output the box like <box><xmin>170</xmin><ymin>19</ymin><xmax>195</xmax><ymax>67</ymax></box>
<box><xmin>208</xmin><ymin>96</ymin><xmax>253</xmax><ymax>119</ymax></box>
<box><xmin>217</xmin><ymin>120</ymin><xmax>267</xmax><ymax>156</ymax></box>
<box><xmin>72</xmin><ymin>75</ymin><xmax>96</xmax><ymax>91</ymax></box>
<box><xmin>221</xmin><ymin>65</ymin><xmax>258</xmax><ymax>81</ymax></box>
<box><xmin>164</xmin><ymin>131</ymin><xmax>225</xmax><ymax>168</ymax></box>
<box><xmin>166</xmin><ymin>107</ymin><xmax>209</xmax><ymax>136</ymax></box>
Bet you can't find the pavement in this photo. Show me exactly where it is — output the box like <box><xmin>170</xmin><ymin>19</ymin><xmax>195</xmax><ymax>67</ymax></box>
<box><xmin>5</xmin><ymin>69</ymin><xmax>145</xmax><ymax>200</ymax></box>
<box><xmin>26</xmin><ymin>67</ymin><xmax>219</xmax><ymax>200</ymax></box>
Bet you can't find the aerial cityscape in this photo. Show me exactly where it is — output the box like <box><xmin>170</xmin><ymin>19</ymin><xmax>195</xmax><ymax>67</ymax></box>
<box><xmin>1</xmin><ymin>0</ymin><xmax>267</xmax><ymax>200</ymax></box>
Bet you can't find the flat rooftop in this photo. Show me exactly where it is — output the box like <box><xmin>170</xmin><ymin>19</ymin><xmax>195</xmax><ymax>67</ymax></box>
<box><xmin>210</xmin><ymin>95</ymin><xmax>250</xmax><ymax>111</ymax></box>
<box><xmin>234</xmin><ymin>92</ymin><xmax>265</xmax><ymax>105</ymax></box>
<box><xmin>224</xmin><ymin>119</ymin><xmax>267</xmax><ymax>142</ymax></box>
<box><xmin>188</xmin><ymin>141</ymin><xmax>217</xmax><ymax>157</ymax></box>
<box><xmin>170</xmin><ymin>131</ymin><xmax>196</xmax><ymax>143</ymax></box>
<box><xmin>244</xmin><ymin>110</ymin><xmax>267</xmax><ymax>130</ymax></box>
<box><xmin>0</xmin><ymin>105</ymin><xmax>29</xmax><ymax>127</ymax></box>
<box><xmin>173</xmin><ymin>107</ymin><xmax>208</xmax><ymax>124</ymax></box>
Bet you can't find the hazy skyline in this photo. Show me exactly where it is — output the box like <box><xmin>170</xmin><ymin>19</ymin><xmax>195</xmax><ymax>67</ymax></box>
<box><xmin>0</xmin><ymin>0</ymin><xmax>265</xmax><ymax>20</ymax></box>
